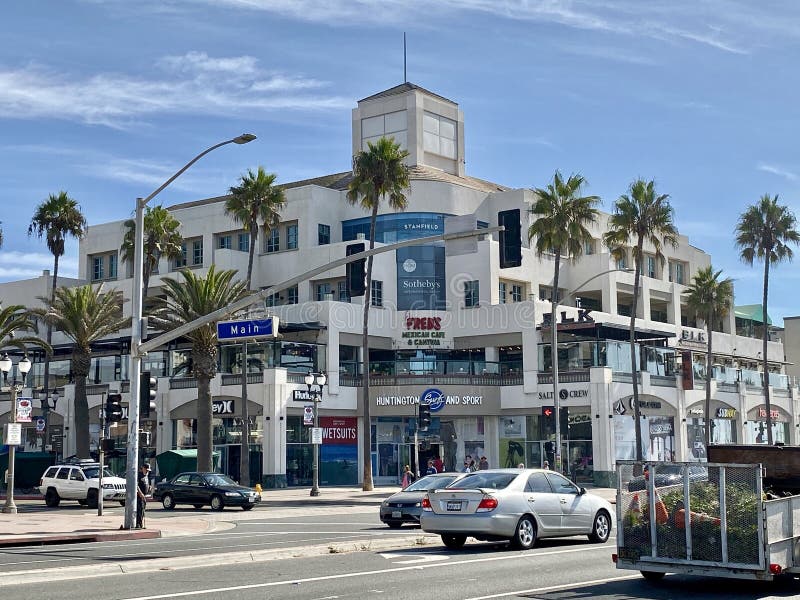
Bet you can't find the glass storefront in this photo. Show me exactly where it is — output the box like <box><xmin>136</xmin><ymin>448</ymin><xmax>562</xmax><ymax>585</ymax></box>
<box><xmin>286</xmin><ymin>416</ymin><xmax>357</xmax><ymax>486</ymax></box>
<box><xmin>613</xmin><ymin>414</ymin><xmax>676</xmax><ymax>462</ymax></box>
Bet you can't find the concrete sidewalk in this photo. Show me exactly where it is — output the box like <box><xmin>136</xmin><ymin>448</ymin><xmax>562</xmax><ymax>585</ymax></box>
<box><xmin>0</xmin><ymin>484</ymin><xmax>616</xmax><ymax>547</ymax></box>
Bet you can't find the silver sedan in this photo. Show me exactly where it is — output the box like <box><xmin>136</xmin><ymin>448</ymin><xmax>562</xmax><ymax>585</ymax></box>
<box><xmin>420</xmin><ymin>468</ymin><xmax>613</xmax><ymax>550</ymax></box>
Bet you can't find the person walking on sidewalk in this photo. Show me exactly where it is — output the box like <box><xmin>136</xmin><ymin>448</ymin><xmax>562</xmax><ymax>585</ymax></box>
<box><xmin>136</xmin><ymin>463</ymin><xmax>151</xmax><ymax>529</ymax></box>
<box><xmin>401</xmin><ymin>465</ymin><xmax>415</xmax><ymax>488</ymax></box>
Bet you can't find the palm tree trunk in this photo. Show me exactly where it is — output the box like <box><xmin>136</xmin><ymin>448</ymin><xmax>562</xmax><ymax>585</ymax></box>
<box><xmin>762</xmin><ymin>258</ymin><xmax>773</xmax><ymax>445</ymax></box>
<box><xmin>197</xmin><ymin>374</ymin><xmax>213</xmax><ymax>472</ymax></box>
<box><xmin>551</xmin><ymin>252</ymin><xmax>561</xmax><ymax>473</ymax></box>
<box><xmin>246</xmin><ymin>224</ymin><xmax>257</xmax><ymax>289</ymax></box>
<box><xmin>361</xmin><ymin>203</ymin><xmax>378</xmax><ymax>491</ymax></box>
<box><xmin>73</xmin><ymin>350</ymin><xmax>91</xmax><ymax>458</ymax></box>
<box><xmin>631</xmin><ymin>240</ymin><xmax>644</xmax><ymax>462</ymax></box>
<box><xmin>704</xmin><ymin>309</ymin><xmax>714</xmax><ymax>450</ymax></box>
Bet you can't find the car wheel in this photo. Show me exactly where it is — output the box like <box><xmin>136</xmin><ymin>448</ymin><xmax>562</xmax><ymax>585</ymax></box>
<box><xmin>162</xmin><ymin>493</ymin><xmax>176</xmax><ymax>510</ymax></box>
<box><xmin>78</xmin><ymin>499</ymin><xmax>87</xmax><ymax>506</ymax></box>
<box><xmin>210</xmin><ymin>495</ymin><xmax>224</xmax><ymax>511</ymax></box>
<box><xmin>511</xmin><ymin>515</ymin><xmax>537</xmax><ymax>550</ymax></box>
<box><xmin>387</xmin><ymin>521</ymin><xmax>403</xmax><ymax>529</ymax></box>
<box><xmin>588</xmin><ymin>510</ymin><xmax>611</xmax><ymax>543</ymax></box>
<box><xmin>87</xmin><ymin>489</ymin><xmax>99</xmax><ymax>509</ymax></box>
<box><xmin>119</xmin><ymin>501</ymin><xmax>126</xmax><ymax>507</ymax></box>
<box><xmin>641</xmin><ymin>570</ymin><xmax>665</xmax><ymax>582</ymax></box>
<box><xmin>242</xmin><ymin>504</ymin><xmax>255</xmax><ymax>511</ymax></box>
<box><xmin>193</xmin><ymin>504</ymin><xmax>204</xmax><ymax>509</ymax></box>
<box><xmin>441</xmin><ymin>534</ymin><xmax>467</xmax><ymax>549</ymax></box>
<box><xmin>45</xmin><ymin>488</ymin><xmax>61</xmax><ymax>508</ymax></box>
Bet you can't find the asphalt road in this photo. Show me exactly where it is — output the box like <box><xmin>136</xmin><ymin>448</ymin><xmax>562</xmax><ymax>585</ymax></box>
<box><xmin>4</xmin><ymin>534</ymin><xmax>798</xmax><ymax>600</ymax></box>
<box><xmin>0</xmin><ymin>509</ymin><xmax>405</xmax><ymax>573</ymax></box>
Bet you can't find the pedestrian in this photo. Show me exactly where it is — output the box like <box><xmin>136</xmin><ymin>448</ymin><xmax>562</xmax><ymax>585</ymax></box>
<box><xmin>426</xmin><ymin>459</ymin><xmax>437</xmax><ymax>475</ymax></box>
<box><xmin>543</xmin><ymin>460</ymin><xmax>550</xmax><ymax>470</ymax></box>
<box><xmin>433</xmin><ymin>455</ymin><xmax>444</xmax><ymax>474</ymax></box>
<box><xmin>136</xmin><ymin>463</ymin><xmax>151</xmax><ymax>529</ymax></box>
<box><xmin>479</xmin><ymin>456</ymin><xmax>489</xmax><ymax>470</ymax></box>
<box><xmin>469</xmin><ymin>458</ymin><xmax>477</xmax><ymax>472</ymax></box>
<box><xmin>401</xmin><ymin>465</ymin><xmax>415</xmax><ymax>488</ymax></box>
<box><xmin>462</xmin><ymin>461</ymin><xmax>472</xmax><ymax>473</ymax></box>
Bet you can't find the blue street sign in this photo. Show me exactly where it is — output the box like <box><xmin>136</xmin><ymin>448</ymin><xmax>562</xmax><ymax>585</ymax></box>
<box><xmin>216</xmin><ymin>317</ymin><xmax>279</xmax><ymax>341</ymax></box>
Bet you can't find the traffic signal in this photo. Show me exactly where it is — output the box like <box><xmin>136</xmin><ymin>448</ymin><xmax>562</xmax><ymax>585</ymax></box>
<box><xmin>139</xmin><ymin>371</ymin><xmax>157</xmax><ymax>418</ymax></box>
<box><xmin>498</xmin><ymin>209</ymin><xmax>522</xmax><ymax>268</ymax></box>
<box><xmin>541</xmin><ymin>405</ymin><xmax>555</xmax><ymax>435</ymax></box>
<box><xmin>418</xmin><ymin>402</ymin><xmax>432</xmax><ymax>431</ymax></box>
<box><xmin>106</xmin><ymin>393</ymin><xmax>123</xmax><ymax>423</ymax></box>
<box><xmin>346</xmin><ymin>242</ymin><xmax>366</xmax><ymax>297</ymax></box>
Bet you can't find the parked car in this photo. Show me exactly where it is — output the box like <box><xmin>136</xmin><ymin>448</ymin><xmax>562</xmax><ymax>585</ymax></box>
<box><xmin>380</xmin><ymin>473</ymin><xmax>465</xmax><ymax>528</ymax></box>
<box><xmin>153</xmin><ymin>472</ymin><xmax>261</xmax><ymax>511</ymax></box>
<box><xmin>420</xmin><ymin>468</ymin><xmax>613</xmax><ymax>550</ymax></box>
<box><xmin>38</xmin><ymin>460</ymin><xmax>126</xmax><ymax>508</ymax></box>
<box><xmin>626</xmin><ymin>464</ymin><xmax>708</xmax><ymax>492</ymax></box>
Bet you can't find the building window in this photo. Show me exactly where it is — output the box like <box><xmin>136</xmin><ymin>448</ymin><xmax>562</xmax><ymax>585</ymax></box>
<box><xmin>646</xmin><ymin>255</ymin><xmax>656</xmax><ymax>279</ymax></box>
<box><xmin>338</xmin><ymin>280</ymin><xmax>350</xmax><ymax>303</ymax></box>
<box><xmin>108</xmin><ymin>254</ymin><xmax>117</xmax><ymax>279</ymax></box>
<box><xmin>584</xmin><ymin>239</ymin><xmax>595</xmax><ymax>255</ymax></box>
<box><xmin>670</xmin><ymin>261</ymin><xmax>685</xmax><ymax>285</ymax></box>
<box><xmin>265</xmin><ymin>228</ymin><xmax>279</xmax><ymax>253</ymax></box>
<box><xmin>423</xmin><ymin>111</ymin><xmax>457</xmax><ymax>159</ymax></box>
<box><xmin>265</xmin><ymin>292</ymin><xmax>280</xmax><ymax>307</ymax></box>
<box><xmin>465</xmin><ymin>280</ymin><xmax>479</xmax><ymax>308</ymax></box>
<box><xmin>616</xmin><ymin>254</ymin><xmax>627</xmax><ymax>270</ymax></box>
<box><xmin>287</xmin><ymin>286</ymin><xmax>298</xmax><ymax>305</ymax></box>
<box><xmin>371</xmin><ymin>280</ymin><xmax>383</xmax><ymax>307</ymax></box>
<box><xmin>361</xmin><ymin>110</ymin><xmax>408</xmax><ymax>151</ymax></box>
<box><xmin>316</xmin><ymin>282</ymin><xmax>332</xmax><ymax>301</ymax></box>
<box><xmin>287</xmin><ymin>224</ymin><xmax>298</xmax><ymax>250</ymax></box>
<box><xmin>192</xmin><ymin>240</ymin><xmax>203</xmax><ymax>266</ymax></box>
<box><xmin>92</xmin><ymin>256</ymin><xmax>104</xmax><ymax>281</ymax></box>
<box><xmin>318</xmin><ymin>224</ymin><xmax>331</xmax><ymax>245</ymax></box>
<box><xmin>539</xmin><ymin>285</ymin><xmax>561</xmax><ymax>303</ymax></box>
<box><xmin>498</xmin><ymin>282</ymin><xmax>507</xmax><ymax>304</ymax></box>
<box><xmin>217</xmin><ymin>235</ymin><xmax>232</xmax><ymax>250</ymax></box>
<box><xmin>174</xmin><ymin>244</ymin><xmax>187</xmax><ymax>269</ymax></box>
<box><xmin>511</xmin><ymin>284</ymin><xmax>523</xmax><ymax>303</ymax></box>
<box><xmin>238</xmin><ymin>233</ymin><xmax>249</xmax><ymax>252</ymax></box>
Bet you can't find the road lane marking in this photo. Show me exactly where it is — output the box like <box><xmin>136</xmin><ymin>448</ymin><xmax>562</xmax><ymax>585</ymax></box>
<box><xmin>117</xmin><ymin>545</ymin><xmax>615</xmax><ymax>600</ymax></box>
<box><xmin>379</xmin><ymin>552</ymin><xmax>449</xmax><ymax>564</ymax></box>
<box><xmin>463</xmin><ymin>574</ymin><xmax>643</xmax><ymax>599</ymax></box>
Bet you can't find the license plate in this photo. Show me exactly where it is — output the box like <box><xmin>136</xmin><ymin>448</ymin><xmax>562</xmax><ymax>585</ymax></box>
<box><xmin>617</xmin><ymin>547</ymin><xmax>641</xmax><ymax>561</ymax></box>
<box><xmin>446</xmin><ymin>501</ymin><xmax>462</xmax><ymax>511</ymax></box>
<box><xmin>392</xmin><ymin>511</ymin><xmax>402</xmax><ymax>519</ymax></box>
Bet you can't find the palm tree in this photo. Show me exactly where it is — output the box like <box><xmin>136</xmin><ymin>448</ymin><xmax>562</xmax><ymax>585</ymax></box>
<box><xmin>34</xmin><ymin>284</ymin><xmax>128</xmax><ymax>458</ymax></box>
<box><xmin>735</xmin><ymin>194</ymin><xmax>800</xmax><ymax>444</ymax></box>
<box><xmin>121</xmin><ymin>205</ymin><xmax>183</xmax><ymax>298</ymax></box>
<box><xmin>226</xmin><ymin>167</ymin><xmax>286</xmax><ymax>290</ymax></box>
<box><xmin>528</xmin><ymin>171</ymin><xmax>599</xmax><ymax>473</ymax></box>
<box><xmin>347</xmin><ymin>136</ymin><xmax>410</xmax><ymax>491</ymax></box>
<box><xmin>225</xmin><ymin>167</ymin><xmax>285</xmax><ymax>486</ymax></box>
<box><xmin>28</xmin><ymin>191</ymin><xmax>87</xmax><ymax>435</ymax></box>
<box><xmin>0</xmin><ymin>303</ymin><xmax>50</xmax><ymax>362</ymax></box>
<box><xmin>603</xmin><ymin>179</ymin><xmax>678</xmax><ymax>462</ymax></box>
<box><xmin>148</xmin><ymin>266</ymin><xmax>248</xmax><ymax>472</ymax></box>
<box><xmin>683</xmin><ymin>266</ymin><xmax>734</xmax><ymax>449</ymax></box>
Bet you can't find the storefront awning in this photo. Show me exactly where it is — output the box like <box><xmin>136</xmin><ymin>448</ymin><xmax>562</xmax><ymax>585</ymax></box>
<box><xmin>734</xmin><ymin>304</ymin><xmax>772</xmax><ymax>326</ymax></box>
<box><xmin>540</xmin><ymin>320</ymin><xmax>675</xmax><ymax>341</ymax></box>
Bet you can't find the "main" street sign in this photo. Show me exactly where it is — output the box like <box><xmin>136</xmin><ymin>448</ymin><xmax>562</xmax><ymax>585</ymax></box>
<box><xmin>217</xmin><ymin>317</ymin><xmax>279</xmax><ymax>341</ymax></box>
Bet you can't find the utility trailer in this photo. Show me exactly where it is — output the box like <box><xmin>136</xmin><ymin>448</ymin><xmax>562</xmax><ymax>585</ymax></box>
<box><xmin>613</xmin><ymin>460</ymin><xmax>800</xmax><ymax>583</ymax></box>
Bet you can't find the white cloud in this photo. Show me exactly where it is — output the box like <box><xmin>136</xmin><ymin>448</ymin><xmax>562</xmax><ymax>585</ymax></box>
<box><xmin>0</xmin><ymin>53</ymin><xmax>350</xmax><ymax>129</ymax></box>
<box><xmin>0</xmin><ymin>251</ymin><xmax>78</xmax><ymax>282</ymax></box>
<box><xmin>757</xmin><ymin>162</ymin><xmax>798</xmax><ymax>182</ymax></box>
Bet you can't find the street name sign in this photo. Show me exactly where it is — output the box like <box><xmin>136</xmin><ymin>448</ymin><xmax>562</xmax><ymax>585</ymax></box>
<box><xmin>217</xmin><ymin>317</ymin><xmax>279</xmax><ymax>341</ymax></box>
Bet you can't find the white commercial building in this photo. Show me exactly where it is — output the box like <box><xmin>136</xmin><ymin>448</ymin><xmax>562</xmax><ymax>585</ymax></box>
<box><xmin>2</xmin><ymin>83</ymin><xmax>796</xmax><ymax>487</ymax></box>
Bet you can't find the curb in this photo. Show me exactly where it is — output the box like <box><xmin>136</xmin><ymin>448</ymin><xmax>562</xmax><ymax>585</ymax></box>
<box><xmin>0</xmin><ymin>533</ymin><xmax>440</xmax><ymax>585</ymax></box>
<box><xmin>0</xmin><ymin>529</ymin><xmax>160</xmax><ymax>548</ymax></box>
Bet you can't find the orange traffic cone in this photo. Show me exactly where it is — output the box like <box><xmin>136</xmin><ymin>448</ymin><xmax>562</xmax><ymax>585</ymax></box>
<box><xmin>674</xmin><ymin>508</ymin><xmax>721</xmax><ymax>528</ymax></box>
<box><xmin>653</xmin><ymin>487</ymin><xmax>669</xmax><ymax>526</ymax></box>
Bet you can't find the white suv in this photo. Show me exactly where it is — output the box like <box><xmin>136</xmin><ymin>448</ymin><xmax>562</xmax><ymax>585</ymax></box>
<box><xmin>38</xmin><ymin>461</ymin><xmax>127</xmax><ymax>508</ymax></box>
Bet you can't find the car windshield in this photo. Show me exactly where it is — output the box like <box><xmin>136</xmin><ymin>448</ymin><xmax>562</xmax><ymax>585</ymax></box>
<box><xmin>204</xmin><ymin>474</ymin><xmax>238</xmax><ymax>487</ymax></box>
<box><xmin>82</xmin><ymin>467</ymin><xmax>115</xmax><ymax>479</ymax></box>
<box><xmin>405</xmin><ymin>475</ymin><xmax>459</xmax><ymax>492</ymax></box>
<box><xmin>446</xmin><ymin>472</ymin><xmax>517</xmax><ymax>490</ymax></box>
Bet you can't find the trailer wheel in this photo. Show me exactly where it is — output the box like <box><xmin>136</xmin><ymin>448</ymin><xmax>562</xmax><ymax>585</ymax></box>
<box><xmin>640</xmin><ymin>570</ymin><xmax>665</xmax><ymax>582</ymax></box>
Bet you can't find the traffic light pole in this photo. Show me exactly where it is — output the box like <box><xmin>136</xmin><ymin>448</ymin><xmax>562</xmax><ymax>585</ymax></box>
<box><xmin>98</xmin><ymin>391</ymin><xmax>106</xmax><ymax>516</ymax></box>
<box><xmin>413</xmin><ymin>402</ymin><xmax>420</xmax><ymax>479</ymax></box>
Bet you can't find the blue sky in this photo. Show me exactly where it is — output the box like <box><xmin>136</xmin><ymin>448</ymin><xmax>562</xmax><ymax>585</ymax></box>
<box><xmin>1</xmin><ymin>1</ymin><xmax>799</xmax><ymax>323</ymax></box>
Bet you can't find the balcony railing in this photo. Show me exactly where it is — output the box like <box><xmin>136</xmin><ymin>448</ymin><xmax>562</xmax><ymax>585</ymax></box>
<box><xmin>221</xmin><ymin>372</ymin><xmax>265</xmax><ymax>386</ymax></box>
<box><xmin>339</xmin><ymin>372</ymin><xmax>522</xmax><ymax>387</ymax></box>
<box><xmin>537</xmin><ymin>371</ymin><xmax>590</xmax><ymax>384</ymax></box>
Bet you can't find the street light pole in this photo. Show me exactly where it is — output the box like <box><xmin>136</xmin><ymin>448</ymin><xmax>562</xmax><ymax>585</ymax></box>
<box><xmin>550</xmin><ymin>267</ymin><xmax>632</xmax><ymax>475</ymax></box>
<box><xmin>123</xmin><ymin>134</ymin><xmax>256</xmax><ymax>530</ymax></box>
<box><xmin>304</xmin><ymin>372</ymin><xmax>325</xmax><ymax>497</ymax></box>
<box><xmin>1</xmin><ymin>354</ymin><xmax>31</xmax><ymax>514</ymax></box>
